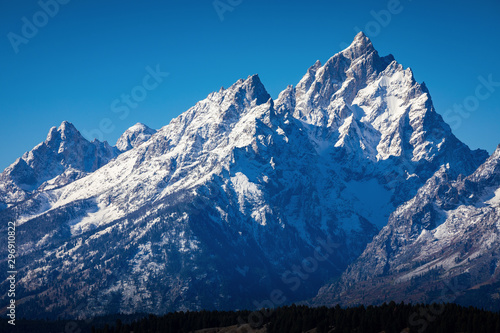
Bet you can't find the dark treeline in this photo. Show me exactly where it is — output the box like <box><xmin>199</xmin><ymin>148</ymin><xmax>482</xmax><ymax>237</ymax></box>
<box><xmin>3</xmin><ymin>302</ymin><xmax>500</xmax><ymax>333</ymax></box>
<box><xmin>92</xmin><ymin>302</ymin><xmax>500</xmax><ymax>333</ymax></box>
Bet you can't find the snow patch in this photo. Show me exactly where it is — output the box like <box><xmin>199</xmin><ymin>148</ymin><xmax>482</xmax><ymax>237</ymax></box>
<box><xmin>486</xmin><ymin>188</ymin><xmax>500</xmax><ymax>206</ymax></box>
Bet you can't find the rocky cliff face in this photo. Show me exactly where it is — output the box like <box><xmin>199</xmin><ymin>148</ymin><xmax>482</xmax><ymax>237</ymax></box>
<box><xmin>315</xmin><ymin>145</ymin><xmax>500</xmax><ymax>311</ymax></box>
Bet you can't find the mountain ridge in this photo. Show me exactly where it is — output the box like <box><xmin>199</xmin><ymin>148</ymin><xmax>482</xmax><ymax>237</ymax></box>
<box><xmin>0</xmin><ymin>121</ymin><xmax>158</xmax><ymax>211</ymax></box>
<box><xmin>0</xmin><ymin>32</ymin><xmax>495</xmax><ymax>318</ymax></box>
<box><xmin>314</xmin><ymin>145</ymin><xmax>500</xmax><ymax>310</ymax></box>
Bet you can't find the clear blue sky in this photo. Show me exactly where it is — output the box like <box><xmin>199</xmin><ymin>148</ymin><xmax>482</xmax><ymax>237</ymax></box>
<box><xmin>1</xmin><ymin>0</ymin><xmax>499</xmax><ymax>170</ymax></box>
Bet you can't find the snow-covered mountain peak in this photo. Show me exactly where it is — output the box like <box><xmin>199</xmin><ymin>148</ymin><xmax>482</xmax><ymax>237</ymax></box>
<box><xmin>59</xmin><ymin>120</ymin><xmax>75</xmax><ymax>132</ymax></box>
<box><xmin>233</xmin><ymin>74</ymin><xmax>271</xmax><ymax>106</ymax></box>
<box><xmin>274</xmin><ymin>32</ymin><xmax>487</xmax><ymax>196</ymax></box>
<box><xmin>353</xmin><ymin>31</ymin><xmax>369</xmax><ymax>42</ymax></box>
<box><xmin>280</xmin><ymin>33</ymin><xmax>400</xmax><ymax>129</ymax></box>
<box><xmin>0</xmin><ymin>120</ymin><xmax>121</xmax><ymax>208</ymax></box>
<box><xmin>205</xmin><ymin>74</ymin><xmax>270</xmax><ymax>111</ymax></box>
<box><xmin>341</xmin><ymin>31</ymin><xmax>376</xmax><ymax>60</ymax></box>
<box><xmin>308</xmin><ymin>60</ymin><xmax>323</xmax><ymax>73</ymax></box>
<box><xmin>275</xmin><ymin>85</ymin><xmax>296</xmax><ymax>114</ymax></box>
<box><xmin>45</xmin><ymin>121</ymin><xmax>82</xmax><ymax>143</ymax></box>
<box><xmin>116</xmin><ymin>122</ymin><xmax>156</xmax><ymax>152</ymax></box>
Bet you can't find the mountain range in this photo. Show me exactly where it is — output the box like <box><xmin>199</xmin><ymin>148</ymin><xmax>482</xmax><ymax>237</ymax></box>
<box><xmin>0</xmin><ymin>32</ymin><xmax>498</xmax><ymax>319</ymax></box>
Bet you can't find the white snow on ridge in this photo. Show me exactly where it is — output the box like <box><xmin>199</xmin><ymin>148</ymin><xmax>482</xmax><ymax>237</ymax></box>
<box><xmin>230</xmin><ymin>172</ymin><xmax>264</xmax><ymax>219</ymax></box>
<box><xmin>486</xmin><ymin>188</ymin><xmax>500</xmax><ymax>206</ymax></box>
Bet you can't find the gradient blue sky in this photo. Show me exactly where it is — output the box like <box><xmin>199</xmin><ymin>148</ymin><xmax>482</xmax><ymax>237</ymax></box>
<box><xmin>1</xmin><ymin>0</ymin><xmax>499</xmax><ymax>170</ymax></box>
